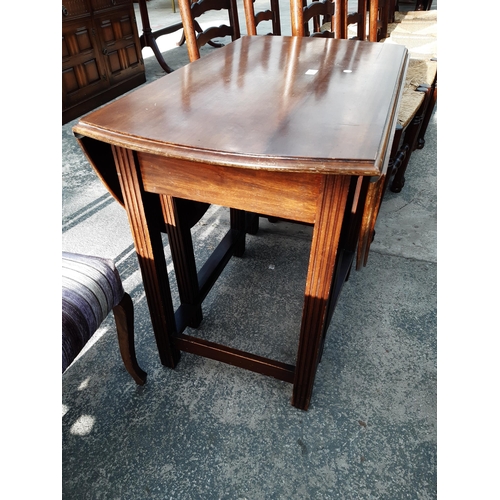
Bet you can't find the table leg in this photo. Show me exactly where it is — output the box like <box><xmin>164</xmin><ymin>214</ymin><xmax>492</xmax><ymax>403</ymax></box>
<box><xmin>292</xmin><ymin>175</ymin><xmax>351</xmax><ymax>411</ymax></box>
<box><xmin>112</xmin><ymin>146</ymin><xmax>180</xmax><ymax>368</ymax></box>
<box><xmin>357</xmin><ymin>176</ymin><xmax>384</xmax><ymax>269</ymax></box>
<box><xmin>318</xmin><ymin>176</ymin><xmax>368</xmax><ymax>362</ymax></box>
<box><xmin>230</xmin><ymin>208</ymin><xmax>247</xmax><ymax>257</ymax></box>
<box><xmin>161</xmin><ymin>195</ymin><xmax>203</xmax><ymax>328</ymax></box>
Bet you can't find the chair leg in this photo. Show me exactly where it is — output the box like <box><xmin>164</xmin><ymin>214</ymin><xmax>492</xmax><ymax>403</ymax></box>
<box><xmin>417</xmin><ymin>81</ymin><xmax>437</xmax><ymax>149</ymax></box>
<box><xmin>113</xmin><ymin>293</ymin><xmax>147</xmax><ymax>385</ymax></box>
<box><xmin>386</xmin><ymin>123</ymin><xmax>404</xmax><ymax>191</ymax></box>
<box><xmin>137</xmin><ymin>0</ymin><xmax>180</xmax><ymax>73</ymax></box>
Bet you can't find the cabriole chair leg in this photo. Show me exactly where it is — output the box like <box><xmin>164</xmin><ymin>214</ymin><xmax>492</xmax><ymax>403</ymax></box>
<box><xmin>113</xmin><ymin>293</ymin><xmax>148</xmax><ymax>385</ymax></box>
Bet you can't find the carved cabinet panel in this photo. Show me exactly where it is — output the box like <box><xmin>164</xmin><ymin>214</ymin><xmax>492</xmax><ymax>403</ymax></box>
<box><xmin>62</xmin><ymin>0</ymin><xmax>145</xmax><ymax>124</ymax></box>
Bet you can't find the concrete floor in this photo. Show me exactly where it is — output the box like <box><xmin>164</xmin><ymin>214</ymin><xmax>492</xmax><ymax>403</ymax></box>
<box><xmin>62</xmin><ymin>1</ymin><xmax>437</xmax><ymax>498</ymax></box>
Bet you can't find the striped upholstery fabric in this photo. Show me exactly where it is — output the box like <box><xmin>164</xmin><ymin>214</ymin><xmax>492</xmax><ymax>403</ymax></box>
<box><xmin>62</xmin><ymin>252</ymin><xmax>125</xmax><ymax>373</ymax></box>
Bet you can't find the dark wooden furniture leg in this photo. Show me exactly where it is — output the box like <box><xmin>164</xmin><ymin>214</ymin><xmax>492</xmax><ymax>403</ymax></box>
<box><xmin>137</xmin><ymin>0</ymin><xmax>184</xmax><ymax>73</ymax></box>
<box><xmin>356</xmin><ymin>176</ymin><xmax>384</xmax><ymax>269</ymax></box>
<box><xmin>112</xmin><ymin>145</ymin><xmax>181</xmax><ymax>368</ymax></box>
<box><xmin>319</xmin><ymin>176</ymin><xmax>368</xmax><ymax>362</ymax></box>
<box><xmin>292</xmin><ymin>175</ymin><xmax>351</xmax><ymax>411</ymax></box>
<box><xmin>161</xmin><ymin>196</ymin><xmax>204</xmax><ymax>328</ymax></box>
<box><xmin>230</xmin><ymin>208</ymin><xmax>248</xmax><ymax>257</ymax></box>
<box><xmin>386</xmin><ymin>123</ymin><xmax>404</xmax><ymax>188</ymax></box>
<box><xmin>417</xmin><ymin>76</ymin><xmax>437</xmax><ymax>149</ymax></box>
<box><xmin>356</xmin><ymin>116</ymin><xmax>403</xmax><ymax>270</ymax></box>
<box><xmin>246</xmin><ymin>212</ymin><xmax>260</xmax><ymax>235</ymax></box>
<box><xmin>113</xmin><ymin>292</ymin><xmax>148</xmax><ymax>385</ymax></box>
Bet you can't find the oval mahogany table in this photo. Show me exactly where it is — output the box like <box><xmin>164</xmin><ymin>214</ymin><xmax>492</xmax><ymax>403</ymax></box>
<box><xmin>74</xmin><ymin>35</ymin><xmax>408</xmax><ymax>410</ymax></box>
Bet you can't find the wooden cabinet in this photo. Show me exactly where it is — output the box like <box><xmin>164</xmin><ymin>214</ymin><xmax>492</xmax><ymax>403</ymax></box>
<box><xmin>62</xmin><ymin>0</ymin><xmax>146</xmax><ymax>124</ymax></box>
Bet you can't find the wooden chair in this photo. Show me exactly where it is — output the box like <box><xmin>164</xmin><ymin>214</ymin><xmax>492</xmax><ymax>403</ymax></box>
<box><xmin>379</xmin><ymin>8</ymin><xmax>437</xmax><ymax>192</ymax></box>
<box><xmin>357</xmin><ymin>5</ymin><xmax>437</xmax><ymax>266</ymax></box>
<box><xmin>243</xmin><ymin>0</ymin><xmax>281</xmax><ymax>35</ymax></box>
<box><xmin>178</xmin><ymin>0</ymin><xmax>241</xmax><ymax>62</ymax></box>
<box><xmin>62</xmin><ymin>252</ymin><xmax>147</xmax><ymax>385</ymax></box>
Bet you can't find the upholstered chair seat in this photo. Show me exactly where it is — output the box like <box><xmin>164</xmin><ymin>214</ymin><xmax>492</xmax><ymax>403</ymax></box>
<box><xmin>62</xmin><ymin>252</ymin><xmax>146</xmax><ymax>385</ymax></box>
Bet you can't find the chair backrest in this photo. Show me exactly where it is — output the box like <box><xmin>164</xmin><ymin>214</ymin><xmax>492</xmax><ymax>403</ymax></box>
<box><xmin>290</xmin><ymin>0</ymin><xmax>372</xmax><ymax>39</ymax></box>
<box><xmin>347</xmin><ymin>0</ymin><xmax>367</xmax><ymax>40</ymax></box>
<box><xmin>315</xmin><ymin>0</ymin><xmax>388</xmax><ymax>42</ymax></box>
<box><xmin>243</xmin><ymin>0</ymin><xmax>281</xmax><ymax>36</ymax></box>
<box><xmin>290</xmin><ymin>0</ymin><xmax>337</xmax><ymax>37</ymax></box>
<box><xmin>178</xmin><ymin>0</ymin><xmax>241</xmax><ymax>62</ymax></box>
<box><xmin>333</xmin><ymin>0</ymin><xmax>370</xmax><ymax>41</ymax></box>
<box><xmin>291</xmin><ymin>0</ymin><xmax>377</xmax><ymax>41</ymax></box>
<box><xmin>368</xmin><ymin>0</ymin><xmax>395</xmax><ymax>42</ymax></box>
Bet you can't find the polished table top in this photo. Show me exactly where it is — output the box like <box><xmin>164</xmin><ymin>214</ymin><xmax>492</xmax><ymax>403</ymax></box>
<box><xmin>74</xmin><ymin>35</ymin><xmax>408</xmax><ymax>410</ymax></box>
<box><xmin>75</xmin><ymin>35</ymin><xmax>407</xmax><ymax>176</ymax></box>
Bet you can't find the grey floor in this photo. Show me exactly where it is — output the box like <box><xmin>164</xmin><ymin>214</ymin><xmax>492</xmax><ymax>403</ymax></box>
<box><xmin>62</xmin><ymin>1</ymin><xmax>437</xmax><ymax>498</ymax></box>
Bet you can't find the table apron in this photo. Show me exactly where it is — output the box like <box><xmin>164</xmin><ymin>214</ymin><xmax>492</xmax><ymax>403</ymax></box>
<box><xmin>138</xmin><ymin>152</ymin><xmax>325</xmax><ymax>224</ymax></box>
